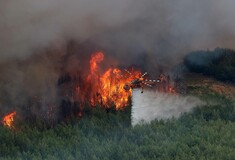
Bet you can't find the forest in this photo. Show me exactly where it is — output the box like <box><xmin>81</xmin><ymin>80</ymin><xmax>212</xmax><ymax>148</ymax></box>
<box><xmin>1</xmin><ymin>48</ymin><xmax>235</xmax><ymax>160</ymax></box>
<box><xmin>184</xmin><ymin>48</ymin><xmax>235</xmax><ymax>83</ymax></box>
<box><xmin>1</xmin><ymin>87</ymin><xmax>235</xmax><ymax>159</ymax></box>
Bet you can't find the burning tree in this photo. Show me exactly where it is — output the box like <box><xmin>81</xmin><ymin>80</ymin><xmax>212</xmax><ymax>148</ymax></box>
<box><xmin>75</xmin><ymin>51</ymin><xmax>142</xmax><ymax>109</ymax></box>
<box><xmin>0</xmin><ymin>50</ymin><xmax>178</xmax><ymax>126</ymax></box>
<box><xmin>2</xmin><ymin>111</ymin><xmax>16</xmax><ymax>129</ymax></box>
<box><xmin>59</xmin><ymin>51</ymin><xmax>178</xmax><ymax>117</ymax></box>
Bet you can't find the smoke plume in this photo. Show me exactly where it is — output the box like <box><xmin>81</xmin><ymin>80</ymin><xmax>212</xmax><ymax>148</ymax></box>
<box><xmin>1</xmin><ymin>0</ymin><xmax>235</xmax><ymax>62</ymax></box>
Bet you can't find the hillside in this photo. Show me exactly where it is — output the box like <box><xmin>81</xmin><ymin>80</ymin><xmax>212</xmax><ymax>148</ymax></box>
<box><xmin>184</xmin><ymin>48</ymin><xmax>235</xmax><ymax>83</ymax></box>
<box><xmin>1</xmin><ymin>47</ymin><xmax>235</xmax><ymax>159</ymax></box>
<box><xmin>1</xmin><ymin>77</ymin><xmax>235</xmax><ymax>159</ymax></box>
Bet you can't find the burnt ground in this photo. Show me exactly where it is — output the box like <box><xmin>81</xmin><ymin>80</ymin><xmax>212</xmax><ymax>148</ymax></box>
<box><xmin>183</xmin><ymin>72</ymin><xmax>235</xmax><ymax>99</ymax></box>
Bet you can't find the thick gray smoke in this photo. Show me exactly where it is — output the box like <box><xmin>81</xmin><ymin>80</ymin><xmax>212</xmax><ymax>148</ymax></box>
<box><xmin>0</xmin><ymin>0</ymin><xmax>235</xmax><ymax>120</ymax></box>
<box><xmin>131</xmin><ymin>89</ymin><xmax>204</xmax><ymax>126</ymax></box>
<box><xmin>0</xmin><ymin>50</ymin><xmax>64</xmax><ymax>121</ymax></box>
<box><xmin>1</xmin><ymin>0</ymin><xmax>235</xmax><ymax>63</ymax></box>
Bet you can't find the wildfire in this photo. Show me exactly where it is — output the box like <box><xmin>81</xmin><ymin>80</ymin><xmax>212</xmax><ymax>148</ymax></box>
<box><xmin>81</xmin><ymin>52</ymin><xmax>141</xmax><ymax>109</ymax></box>
<box><xmin>75</xmin><ymin>51</ymin><xmax>176</xmax><ymax>110</ymax></box>
<box><xmin>98</xmin><ymin>67</ymin><xmax>140</xmax><ymax>108</ymax></box>
<box><xmin>89</xmin><ymin>51</ymin><xmax>104</xmax><ymax>76</ymax></box>
<box><xmin>2</xmin><ymin>111</ymin><xmax>16</xmax><ymax>128</ymax></box>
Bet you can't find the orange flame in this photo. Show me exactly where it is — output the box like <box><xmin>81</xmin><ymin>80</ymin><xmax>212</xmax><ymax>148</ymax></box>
<box><xmin>2</xmin><ymin>111</ymin><xmax>16</xmax><ymax>128</ymax></box>
<box><xmin>78</xmin><ymin>52</ymin><xmax>141</xmax><ymax>109</ymax></box>
<box><xmin>99</xmin><ymin>68</ymin><xmax>142</xmax><ymax>108</ymax></box>
<box><xmin>89</xmin><ymin>51</ymin><xmax>104</xmax><ymax>76</ymax></box>
<box><xmin>75</xmin><ymin>51</ymin><xmax>176</xmax><ymax>110</ymax></box>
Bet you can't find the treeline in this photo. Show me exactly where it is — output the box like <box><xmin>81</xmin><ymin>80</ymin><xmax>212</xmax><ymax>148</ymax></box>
<box><xmin>0</xmin><ymin>95</ymin><xmax>235</xmax><ymax>160</ymax></box>
<box><xmin>184</xmin><ymin>48</ymin><xmax>235</xmax><ymax>83</ymax></box>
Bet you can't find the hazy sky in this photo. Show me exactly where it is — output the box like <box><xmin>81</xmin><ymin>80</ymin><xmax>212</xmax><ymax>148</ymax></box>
<box><xmin>1</xmin><ymin>0</ymin><xmax>235</xmax><ymax>62</ymax></box>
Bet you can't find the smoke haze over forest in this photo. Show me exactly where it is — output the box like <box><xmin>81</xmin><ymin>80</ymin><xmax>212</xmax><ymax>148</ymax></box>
<box><xmin>1</xmin><ymin>0</ymin><xmax>235</xmax><ymax>120</ymax></box>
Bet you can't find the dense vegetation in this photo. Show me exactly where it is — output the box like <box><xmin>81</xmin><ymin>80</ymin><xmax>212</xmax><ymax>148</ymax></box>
<box><xmin>1</xmin><ymin>49</ymin><xmax>235</xmax><ymax>159</ymax></box>
<box><xmin>0</xmin><ymin>92</ymin><xmax>235</xmax><ymax>160</ymax></box>
<box><xmin>184</xmin><ymin>48</ymin><xmax>235</xmax><ymax>83</ymax></box>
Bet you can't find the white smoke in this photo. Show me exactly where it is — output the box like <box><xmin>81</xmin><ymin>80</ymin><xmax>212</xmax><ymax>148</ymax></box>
<box><xmin>131</xmin><ymin>89</ymin><xmax>204</xmax><ymax>126</ymax></box>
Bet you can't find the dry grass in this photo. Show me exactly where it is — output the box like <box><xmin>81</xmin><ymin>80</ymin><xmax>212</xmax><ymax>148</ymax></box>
<box><xmin>184</xmin><ymin>73</ymin><xmax>235</xmax><ymax>99</ymax></box>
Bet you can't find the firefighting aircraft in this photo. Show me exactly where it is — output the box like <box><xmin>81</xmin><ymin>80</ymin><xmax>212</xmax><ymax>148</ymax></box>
<box><xmin>123</xmin><ymin>70</ymin><xmax>160</xmax><ymax>93</ymax></box>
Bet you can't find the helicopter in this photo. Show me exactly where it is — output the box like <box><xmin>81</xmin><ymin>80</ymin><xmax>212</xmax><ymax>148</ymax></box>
<box><xmin>123</xmin><ymin>70</ymin><xmax>160</xmax><ymax>93</ymax></box>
